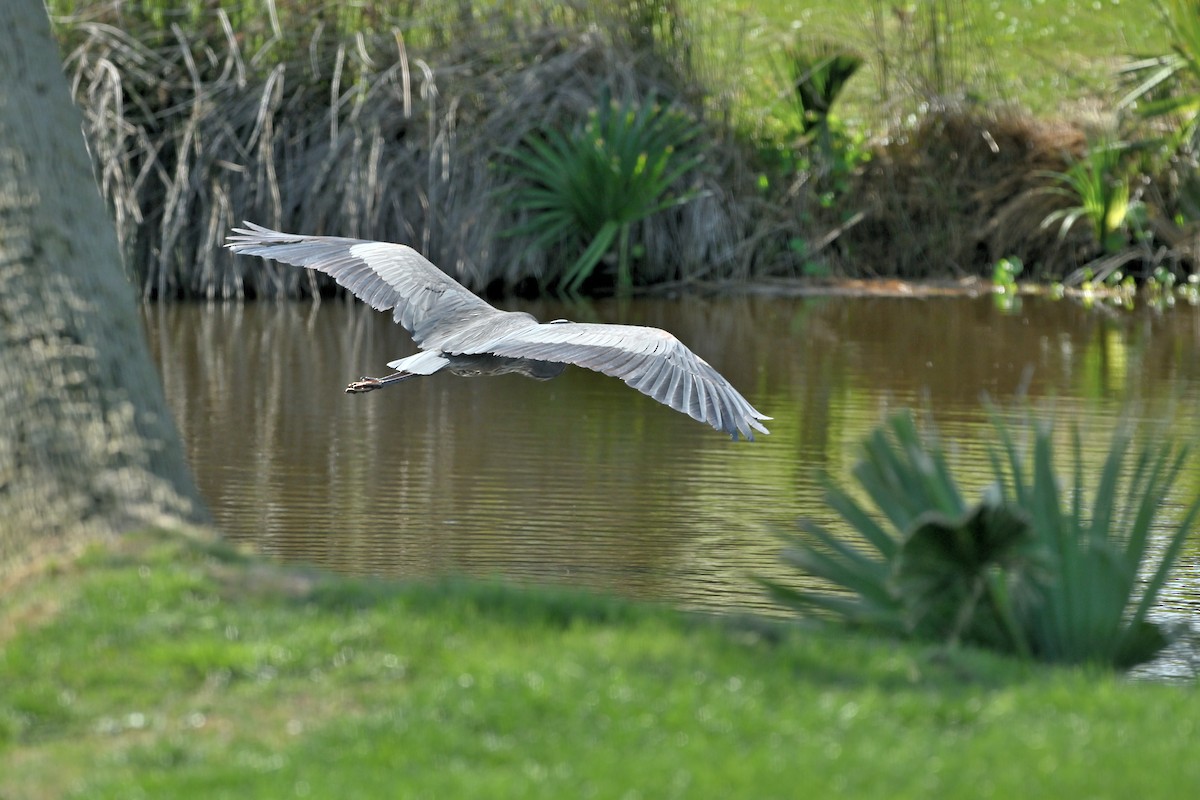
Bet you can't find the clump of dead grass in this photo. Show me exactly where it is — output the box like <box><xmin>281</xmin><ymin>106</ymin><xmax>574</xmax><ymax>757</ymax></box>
<box><xmin>57</xmin><ymin>3</ymin><xmax>762</xmax><ymax>298</ymax></box>
<box><xmin>823</xmin><ymin>106</ymin><xmax>1091</xmax><ymax>278</ymax></box>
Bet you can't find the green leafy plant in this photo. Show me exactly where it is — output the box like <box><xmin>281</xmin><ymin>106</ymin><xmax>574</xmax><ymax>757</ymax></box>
<box><xmin>991</xmin><ymin>256</ymin><xmax>1023</xmax><ymax>291</ymax></box>
<box><xmin>990</xmin><ymin>414</ymin><xmax>1199</xmax><ymax>667</ymax></box>
<box><xmin>1117</xmin><ymin>0</ymin><xmax>1200</xmax><ymax>238</ymax></box>
<box><xmin>894</xmin><ymin>500</ymin><xmax>1038</xmax><ymax>657</ymax></box>
<box><xmin>765</xmin><ymin>408</ymin><xmax>1200</xmax><ymax>669</ymax></box>
<box><xmin>991</xmin><ymin>256</ymin><xmax>1024</xmax><ymax>313</ymax></box>
<box><xmin>1145</xmin><ymin>265</ymin><xmax>1180</xmax><ymax>309</ymax></box>
<box><xmin>1118</xmin><ymin>0</ymin><xmax>1200</xmax><ymax>153</ymax></box>
<box><xmin>499</xmin><ymin>93</ymin><xmax>705</xmax><ymax>294</ymax></box>
<box><xmin>774</xmin><ymin>41</ymin><xmax>869</xmax><ymax>206</ymax></box>
<box><xmin>1039</xmin><ymin>140</ymin><xmax>1140</xmax><ymax>254</ymax></box>
<box><xmin>781</xmin><ymin>42</ymin><xmax>863</xmax><ymax>137</ymax></box>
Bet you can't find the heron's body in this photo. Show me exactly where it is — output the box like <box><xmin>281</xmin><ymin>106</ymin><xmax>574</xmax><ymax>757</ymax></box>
<box><xmin>225</xmin><ymin>223</ymin><xmax>770</xmax><ymax>440</ymax></box>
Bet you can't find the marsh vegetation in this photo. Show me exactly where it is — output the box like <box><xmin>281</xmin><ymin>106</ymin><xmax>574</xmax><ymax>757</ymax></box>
<box><xmin>44</xmin><ymin>0</ymin><xmax>1200</xmax><ymax>297</ymax></box>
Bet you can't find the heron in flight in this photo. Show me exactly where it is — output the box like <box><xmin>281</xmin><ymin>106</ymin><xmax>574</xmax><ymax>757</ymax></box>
<box><xmin>225</xmin><ymin>223</ymin><xmax>771</xmax><ymax>440</ymax></box>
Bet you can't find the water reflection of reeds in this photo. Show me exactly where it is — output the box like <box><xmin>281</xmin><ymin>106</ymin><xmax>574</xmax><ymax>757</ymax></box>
<box><xmin>142</xmin><ymin>295</ymin><xmax>1200</xmax><ymax>628</ymax></box>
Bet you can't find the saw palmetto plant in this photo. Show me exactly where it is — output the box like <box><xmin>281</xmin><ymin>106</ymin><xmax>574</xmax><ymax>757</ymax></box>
<box><xmin>499</xmin><ymin>93</ymin><xmax>705</xmax><ymax>294</ymax></box>
<box><xmin>766</xmin><ymin>408</ymin><xmax>1200</xmax><ymax>670</ymax></box>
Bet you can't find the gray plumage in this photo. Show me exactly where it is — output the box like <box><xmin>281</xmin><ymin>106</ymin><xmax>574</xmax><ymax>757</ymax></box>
<box><xmin>225</xmin><ymin>222</ymin><xmax>771</xmax><ymax>440</ymax></box>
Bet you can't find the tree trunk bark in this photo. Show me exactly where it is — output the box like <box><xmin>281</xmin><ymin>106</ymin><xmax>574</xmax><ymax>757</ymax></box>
<box><xmin>0</xmin><ymin>0</ymin><xmax>208</xmax><ymax>568</ymax></box>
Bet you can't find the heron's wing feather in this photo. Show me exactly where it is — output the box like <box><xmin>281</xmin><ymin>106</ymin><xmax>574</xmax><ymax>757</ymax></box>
<box><xmin>225</xmin><ymin>222</ymin><xmax>505</xmax><ymax>349</ymax></box>
<box><xmin>484</xmin><ymin>322</ymin><xmax>771</xmax><ymax>440</ymax></box>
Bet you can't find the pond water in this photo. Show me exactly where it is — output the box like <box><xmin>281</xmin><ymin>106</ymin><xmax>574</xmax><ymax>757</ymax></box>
<box><xmin>143</xmin><ymin>292</ymin><xmax>1200</xmax><ymax>675</ymax></box>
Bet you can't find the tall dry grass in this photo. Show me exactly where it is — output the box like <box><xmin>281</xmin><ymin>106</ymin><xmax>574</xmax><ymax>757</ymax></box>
<box><xmin>58</xmin><ymin>2</ymin><xmax>763</xmax><ymax>298</ymax></box>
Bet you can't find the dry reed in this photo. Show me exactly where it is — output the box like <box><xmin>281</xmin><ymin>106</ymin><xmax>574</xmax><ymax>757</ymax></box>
<box><xmin>59</xmin><ymin>3</ymin><xmax>758</xmax><ymax>298</ymax></box>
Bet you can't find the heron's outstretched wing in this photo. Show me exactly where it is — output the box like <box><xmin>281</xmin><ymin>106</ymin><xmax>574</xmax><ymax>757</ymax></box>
<box><xmin>481</xmin><ymin>322</ymin><xmax>771</xmax><ymax>440</ymax></box>
<box><xmin>225</xmin><ymin>222</ymin><xmax>524</xmax><ymax>349</ymax></box>
<box><xmin>226</xmin><ymin>224</ymin><xmax>769</xmax><ymax>439</ymax></box>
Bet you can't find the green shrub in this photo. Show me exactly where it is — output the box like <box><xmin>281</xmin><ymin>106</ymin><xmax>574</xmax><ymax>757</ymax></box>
<box><xmin>991</xmin><ymin>256</ymin><xmax>1023</xmax><ymax>291</ymax></box>
<box><xmin>780</xmin><ymin>42</ymin><xmax>863</xmax><ymax>137</ymax></box>
<box><xmin>1119</xmin><ymin>0</ymin><xmax>1200</xmax><ymax>154</ymax></box>
<box><xmin>765</xmin><ymin>408</ymin><xmax>1200</xmax><ymax>669</ymax></box>
<box><xmin>1038</xmin><ymin>139</ymin><xmax>1142</xmax><ymax>255</ymax></box>
<box><xmin>1118</xmin><ymin>0</ymin><xmax>1200</xmax><ymax>244</ymax></box>
<box><xmin>498</xmin><ymin>92</ymin><xmax>706</xmax><ymax>293</ymax></box>
<box><xmin>775</xmin><ymin>40</ymin><xmax>869</xmax><ymax>217</ymax></box>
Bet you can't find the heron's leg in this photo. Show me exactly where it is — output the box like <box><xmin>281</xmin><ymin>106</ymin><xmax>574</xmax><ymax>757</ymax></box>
<box><xmin>345</xmin><ymin>371</ymin><xmax>419</xmax><ymax>394</ymax></box>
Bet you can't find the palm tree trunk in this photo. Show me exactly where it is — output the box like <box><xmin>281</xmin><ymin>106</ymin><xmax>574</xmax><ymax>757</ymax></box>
<box><xmin>0</xmin><ymin>0</ymin><xmax>208</xmax><ymax>570</ymax></box>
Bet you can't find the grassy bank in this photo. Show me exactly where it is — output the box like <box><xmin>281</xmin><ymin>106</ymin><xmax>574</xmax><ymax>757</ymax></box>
<box><xmin>2</xmin><ymin>529</ymin><xmax>1198</xmax><ymax>798</ymax></box>
<box><xmin>706</xmin><ymin>0</ymin><xmax>1165</xmax><ymax>129</ymax></box>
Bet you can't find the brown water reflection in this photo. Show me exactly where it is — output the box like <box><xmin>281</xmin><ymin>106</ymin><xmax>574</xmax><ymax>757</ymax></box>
<box><xmin>143</xmin><ymin>295</ymin><xmax>1200</xmax><ymax>650</ymax></box>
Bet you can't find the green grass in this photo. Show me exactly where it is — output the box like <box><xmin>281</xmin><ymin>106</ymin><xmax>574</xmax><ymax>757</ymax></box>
<box><xmin>699</xmin><ymin>0</ymin><xmax>1169</xmax><ymax>131</ymax></box>
<box><xmin>2</xmin><ymin>529</ymin><xmax>1198</xmax><ymax>798</ymax></box>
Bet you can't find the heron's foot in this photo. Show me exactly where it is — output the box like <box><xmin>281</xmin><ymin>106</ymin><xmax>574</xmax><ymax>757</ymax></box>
<box><xmin>345</xmin><ymin>377</ymin><xmax>384</xmax><ymax>394</ymax></box>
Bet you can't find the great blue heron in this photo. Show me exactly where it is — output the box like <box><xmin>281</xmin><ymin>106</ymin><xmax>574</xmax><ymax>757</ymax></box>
<box><xmin>225</xmin><ymin>223</ymin><xmax>771</xmax><ymax>440</ymax></box>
